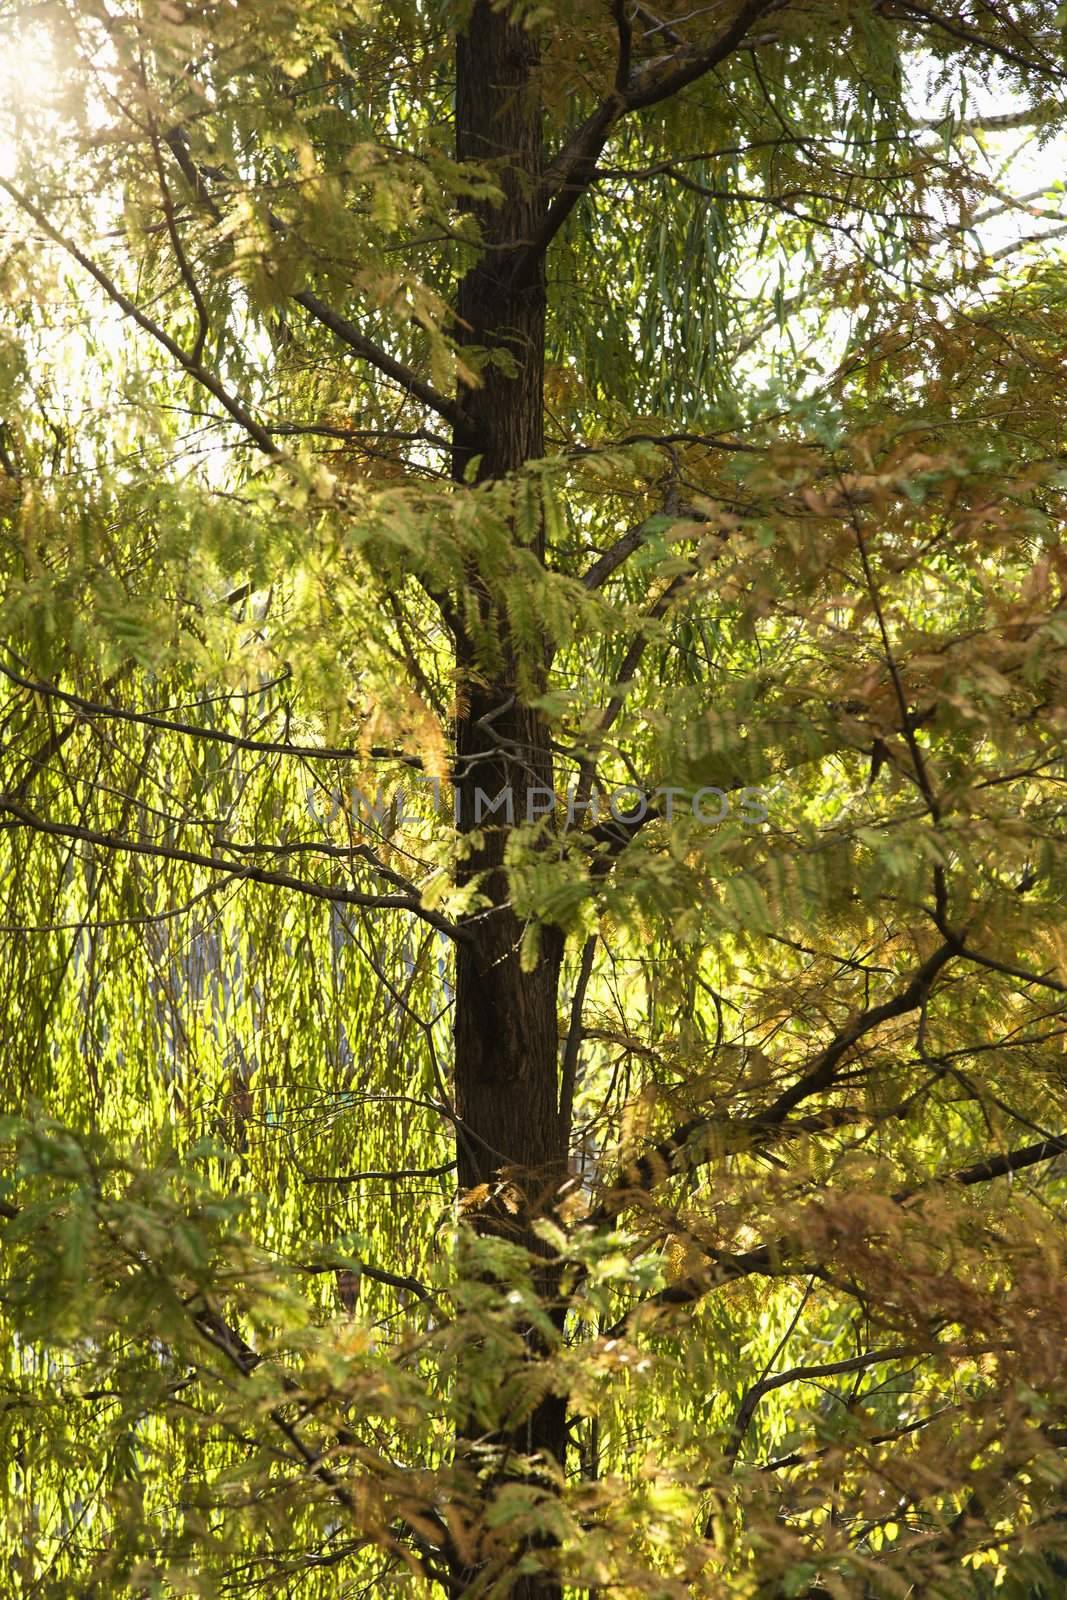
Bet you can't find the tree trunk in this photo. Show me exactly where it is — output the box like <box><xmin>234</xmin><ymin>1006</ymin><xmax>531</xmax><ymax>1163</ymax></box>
<box><xmin>451</xmin><ymin>9</ymin><xmax>568</xmax><ymax>1595</ymax></box>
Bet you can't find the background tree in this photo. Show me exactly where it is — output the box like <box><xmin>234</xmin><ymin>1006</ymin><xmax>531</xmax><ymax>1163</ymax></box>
<box><xmin>1</xmin><ymin>1</ymin><xmax>1067</xmax><ymax>1595</ymax></box>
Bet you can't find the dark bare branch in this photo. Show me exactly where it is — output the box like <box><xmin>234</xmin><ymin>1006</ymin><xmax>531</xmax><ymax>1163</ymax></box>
<box><xmin>0</xmin><ymin>177</ymin><xmax>283</xmax><ymax>459</ymax></box>
<box><xmin>608</xmin><ymin>1132</ymin><xmax>1067</xmax><ymax>1329</ymax></box>
<box><xmin>0</xmin><ymin>794</ymin><xmax>465</xmax><ymax>942</ymax></box>
<box><xmin>162</xmin><ymin>126</ymin><xmax>473</xmax><ymax>438</ymax></box>
<box><xmin>510</xmin><ymin>0</ymin><xmax>784</xmax><ymax>286</ymax></box>
<box><xmin>0</xmin><ymin>660</ymin><xmax>425</xmax><ymax>768</ymax></box>
<box><xmin>890</xmin><ymin>1</ymin><xmax>1064</xmax><ymax>82</ymax></box>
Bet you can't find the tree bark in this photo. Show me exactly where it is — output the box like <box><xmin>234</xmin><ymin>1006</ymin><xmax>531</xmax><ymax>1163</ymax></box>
<box><xmin>452</xmin><ymin>2</ymin><xmax>563</xmax><ymax>1233</ymax></box>
<box><xmin>451</xmin><ymin>9</ymin><xmax>568</xmax><ymax>1595</ymax></box>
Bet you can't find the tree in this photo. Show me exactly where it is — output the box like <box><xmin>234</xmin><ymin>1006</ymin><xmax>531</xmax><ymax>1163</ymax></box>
<box><xmin>1</xmin><ymin>0</ymin><xmax>1067</xmax><ymax>1594</ymax></box>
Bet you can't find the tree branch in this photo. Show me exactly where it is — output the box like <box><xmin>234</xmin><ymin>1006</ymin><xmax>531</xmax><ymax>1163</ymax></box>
<box><xmin>757</xmin><ymin>1405</ymin><xmax>952</xmax><ymax>1473</ymax></box>
<box><xmin>898</xmin><ymin>1133</ymin><xmax>1067</xmax><ymax>1197</ymax></box>
<box><xmin>0</xmin><ymin>177</ymin><xmax>283</xmax><ymax>460</ymax></box>
<box><xmin>889</xmin><ymin>1</ymin><xmax>1064</xmax><ymax>82</ymax></box>
<box><xmin>727</xmin><ymin>1342</ymin><xmax>933</xmax><ymax>1468</ymax></box>
<box><xmin>580</xmin><ymin>518</ymin><xmax>655</xmax><ymax>590</ymax></box>
<box><xmin>298</xmin><ymin>1159</ymin><xmax>457</xmax><ymax>1186</ymax></box>
<box><xmin>161</xmin><ymin>126</ymin><xmax>473</xmax><ymax>439</ymax></box>
<box><xmin>509</xmin><ymin>0</ymin><xmax>783</xmax><ymax>286</ymax></box>
<box><xmin>0</xmin><ymin>794</ymin><xmax>465</xmax><ymax>942</ymax></box>
<box><xmin>0</xmin><ymin>659</ymin><xmax>414</xmax><ymax>766</ymax></box>
<box><xmin>608</xmin><ymin>1132</ymin><xmax>1067</xmax><ymax>1329</ymax></box>
<box><xmin>588</xmin><ymin>941</ymin><xmax>956</xmax><ymax>1226</ymax></box>
<box><xmin>612</xmin><ymin>0</ymin><xmax>633</xmax><ymax>90</ymax></box>
<box><xmin>291</xmin><ymin>288</ymin><xmax>476</xmax><ymax>441</ymax></box>
<box><xmin>560</xmin><ymin>934</ymin><xmax>598</xmax><ymax>1139</ymax></box>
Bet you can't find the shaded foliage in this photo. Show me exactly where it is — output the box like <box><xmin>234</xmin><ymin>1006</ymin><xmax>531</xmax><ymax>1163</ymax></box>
<box><xmin>1</xmin><ymin>1</ymin><xmax>1067</xmax><ymax>1595</ymax></box>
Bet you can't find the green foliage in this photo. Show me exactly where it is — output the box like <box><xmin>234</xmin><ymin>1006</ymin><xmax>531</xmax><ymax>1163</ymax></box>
<box><xmin>2</xmin><ymin>0</ymin><xmax>1067</xmax><ymax>1595</ymax></box>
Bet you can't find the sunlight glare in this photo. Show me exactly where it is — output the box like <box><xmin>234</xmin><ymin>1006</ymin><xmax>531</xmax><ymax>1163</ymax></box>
<box><xmin>0</xmin><ymin>24</ymin><xmax>58</xmax><ymax>180</ymax></box>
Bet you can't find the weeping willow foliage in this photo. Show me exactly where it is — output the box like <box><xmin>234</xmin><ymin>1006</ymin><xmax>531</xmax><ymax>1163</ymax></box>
<box><xmin>1</xmin><ymin>1</ymin><xmax>1067</xmax><ymax>1596</ymax></box>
